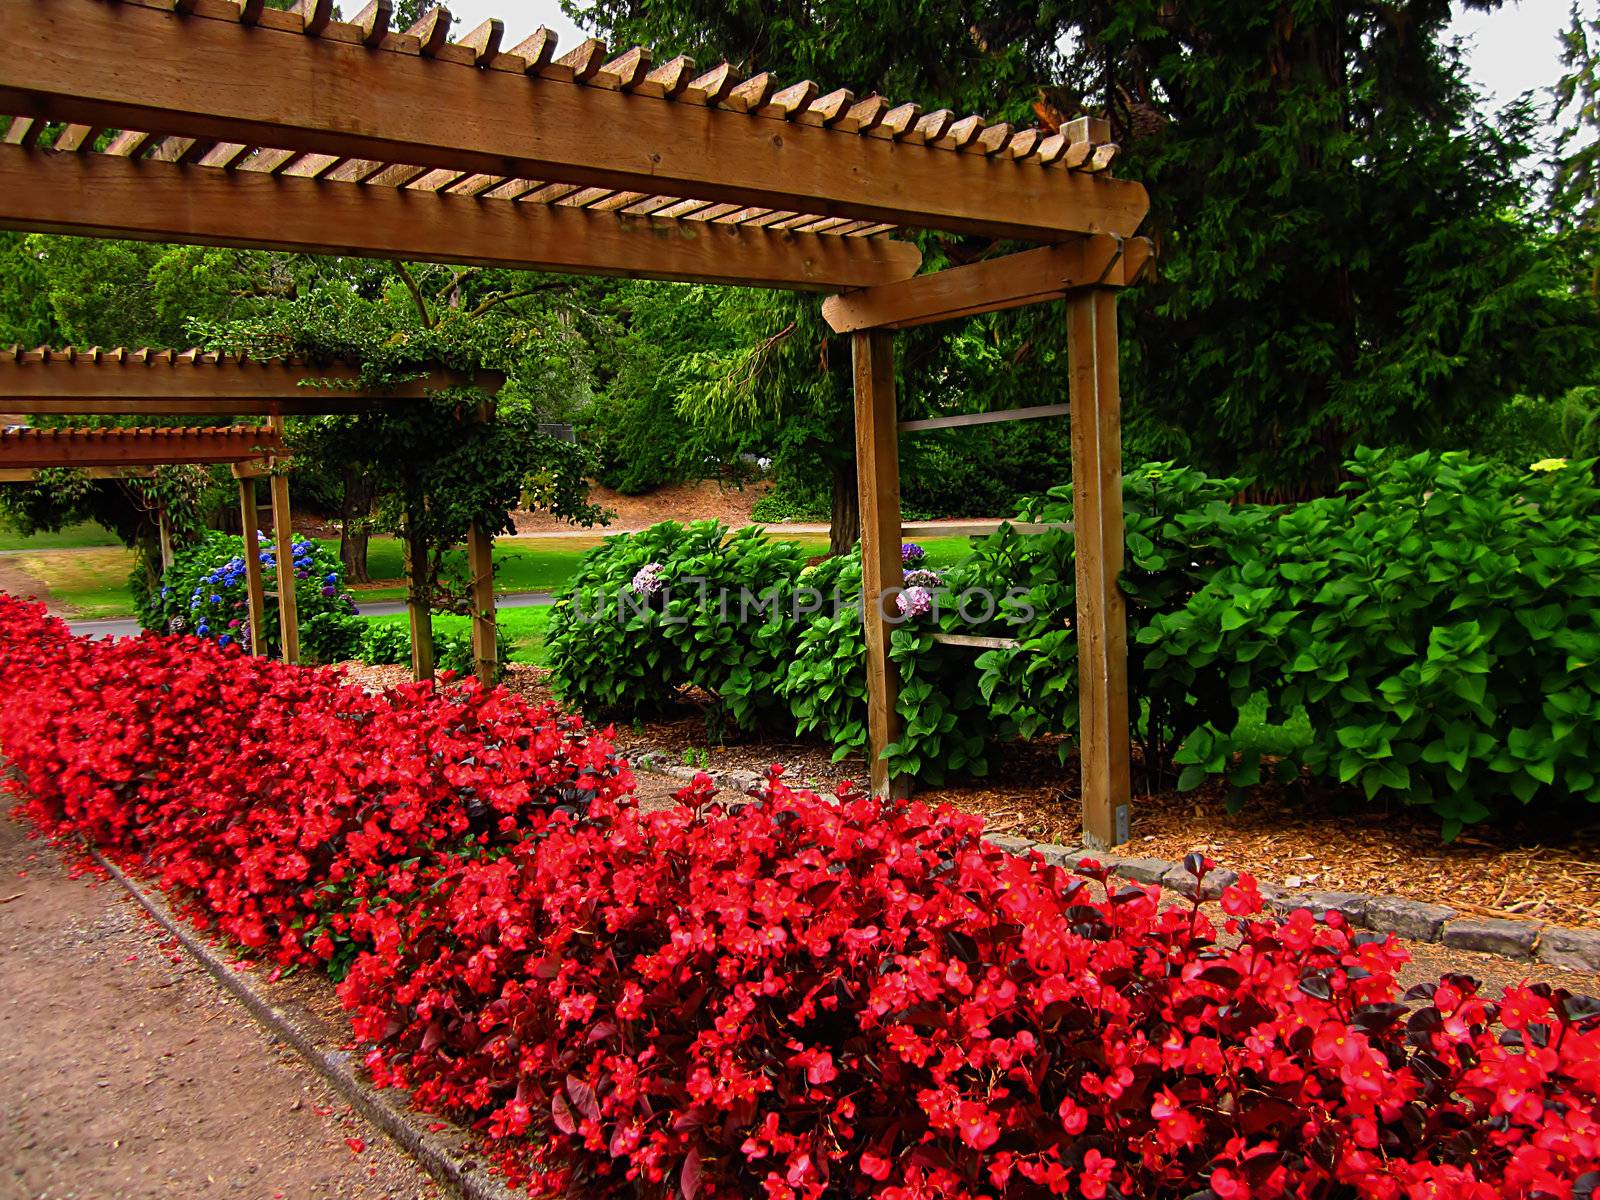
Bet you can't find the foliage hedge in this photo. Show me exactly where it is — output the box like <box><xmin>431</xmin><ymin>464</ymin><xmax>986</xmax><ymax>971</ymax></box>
<box><xmin>140</xmin><ymin>529</ymin><xmax>362</xmax><ymax>664</ymax></box>
<box><xmin>547</xmin><ymin>520</ymin><xmax>808</xmax><ymax>735</ymax></box>
<box><xmin>2</xmin><ymin>595</ymin><xmax>1596</xmax><ymax>1199</ymax></box>
<box><xmin>1145</xmin><ymin>449</ymin><xmax>1600</xmax><ymax>838</ymax></box>
<box><xmin>548</xmin><ymin>453</ymin><xmax>1600</xmax><ymax>831</ymax></box>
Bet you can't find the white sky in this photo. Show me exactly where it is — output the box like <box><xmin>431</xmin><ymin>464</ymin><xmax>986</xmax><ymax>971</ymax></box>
<box><xmin>446</xmin><ymin>0</ymin><xmax>1571</xmax><ymax>111</ymax></box>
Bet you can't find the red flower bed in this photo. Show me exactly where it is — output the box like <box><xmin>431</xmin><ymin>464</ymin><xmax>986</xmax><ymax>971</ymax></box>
<box><xmin>0</xmin><ymin>595</ymin><xmax>631</xmax><ymax>968</ymax></box>
<box><xmin>1</xmin><ymin>594</ymin><xmax>1596</xmax><ymax>1198</ymax></box>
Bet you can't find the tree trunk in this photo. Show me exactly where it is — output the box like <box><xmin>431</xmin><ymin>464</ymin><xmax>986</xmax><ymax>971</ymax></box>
<box><xmin>829</xmin><ymin>453</ymin><xmax>861</xmax><ymax>557</ymax></box>
<box><xmin>339</xmin><ymin>466</ymin><xmax>376</xmax><ymax>584</ymax></box>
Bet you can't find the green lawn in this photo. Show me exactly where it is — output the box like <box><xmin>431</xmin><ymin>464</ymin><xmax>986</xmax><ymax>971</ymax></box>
<box><xmin>0</xmin><ymin>518</ymin><xmax>121</xmax><ymax>552</ymax></box>
<box><xmin>336</xmin><ymin>536</ymin><xmax>607</xmax><ymax>602</ymax></box>
<box><xmin>341</xmin><ymin>533</ymin><xmax>971</xmax><ymax>602</ymax></box>
<box><xmin>360</xmin><ymin>605</ymin><xmax>551</xmax><ymax>665</ymax></box>
<box><xmin>10</xmin><ymin>547</ymin><xmax>138</xmax><ymax>618</ymax></box>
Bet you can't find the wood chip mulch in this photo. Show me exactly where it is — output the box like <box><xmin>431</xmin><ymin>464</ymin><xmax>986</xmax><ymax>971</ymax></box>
<box><xmin>334</xmin><ymin>663</ymin><xmax>1600</xmax><ymax>932</ymax></box>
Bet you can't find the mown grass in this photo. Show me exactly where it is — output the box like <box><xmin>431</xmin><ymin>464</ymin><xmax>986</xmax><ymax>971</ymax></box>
<box><xmin>0</xmin><ymin>518</ymin><xmax>121</xmax><ymax>552</ymax></box>
<box><xmin>11</xmin><ymin>547</ymin><xmax>138</xmax><ymax>618</ymax></box>
<box><xmin>342</xmin><ymin>532</ymin><xmax>972</xmax><ymax>602</ymax></box>
<box><xmin>359</xmin><ymin>605</ymin><xmax>551</xmax><ymax>665</ymax></box>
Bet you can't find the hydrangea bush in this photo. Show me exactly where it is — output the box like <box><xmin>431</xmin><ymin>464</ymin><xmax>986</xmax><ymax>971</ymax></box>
<box><xmin>141</xmin><ymin>529</ymin><xmax>362</xmax><ymax>664</ymax></box>
<box><xmin>1</xmin><ymin>595</ymin><xmax>1595</xmax><ymax>1200</ymax></box>
<box><xmin>546</xmin><ymin>520</ymin><xmax>808</xmax><ymax>734</ymax></box>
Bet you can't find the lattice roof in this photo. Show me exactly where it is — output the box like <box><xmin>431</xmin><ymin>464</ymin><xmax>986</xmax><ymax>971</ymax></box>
<box><xmin>0</xmin><ymin>423</ymin><xmax>287</xmax><ymax>468</ymax></box>
<box><xmin>0</xmin><ymin>0</ymin><xmax>1149</xmax><ymax>289</ymax></box>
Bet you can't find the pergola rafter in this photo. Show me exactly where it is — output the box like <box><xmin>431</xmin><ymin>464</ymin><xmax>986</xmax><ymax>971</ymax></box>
<box><xmin>0</xmin><ymin>0</ymin><xmax>1154</xmax><ymax>848</ymax></box>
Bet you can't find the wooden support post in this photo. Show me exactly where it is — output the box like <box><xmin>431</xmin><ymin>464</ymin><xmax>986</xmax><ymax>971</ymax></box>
<box><xmin>266</xmin><ymin>416</ymin><xmax>300</xmax><ymax>665</ymax></box>
<box><xmin>1066</xmin><ymin>288</ymin><xmax>1131</xmax><ymax>849</ymax></box>
<box><xmin>269</xmin><ymin>467</ymin><xmax>300</xmax><ymax>665</ymax></box>
<box><xmin>467</xmin><ymin>520</ymin><xmax>497</xmax><ymax>686</ymax></box>
<box><xmin>404</xmin><ymin>521</ymin><xmax>435</xmax><ymax>682</ymax></box>
<box><xmin>237</xmin><ymin>478</ymin><xmax>267</xmax><ymax>657</ymax></box>
<box><xmin>157</xmin><ymin>507</ymin><xmax>174</xmax><ymax>572</ymax></box>
<box><xmin>852</xmin><ymin>330</ymin><xmax>907</xmax><ymax>799</ymax></box>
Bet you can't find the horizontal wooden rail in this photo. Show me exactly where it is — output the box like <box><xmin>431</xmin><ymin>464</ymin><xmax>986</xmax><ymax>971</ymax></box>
<box><xmin>823</xmin><ymin>237</ymin><xmax>1152</xmax><ymax>332</ymax></box>
<box><xmin>0</xmin><ymin>349</ymin><xmax>498</xmax><ymax>414</ymax></box>
<box><xmin>0</xmin><ymin>465</ymin><xmax>153</xmax><ymax>482</ymax></box>
<box><xmin>0</xmin><ymin>426</ymin><xmax>286</xmax><ymax>469</ymax></box>
<box><xmin>928</xmin><ymin>632</ymin><xmax>1022</xmax><ymax>650</ymax></box>
<box><xmin>0</xmin><ymin>149</ymin><xmax>923</xmax><ymax>292</ymax></box>
<box><xmin>900</xmin><ymin>404</ymin><xmax>1069</xmax><ymax>433</ymax></box>
<box><xmin>902</xmin><ymin>520</ymin><xmax>1071</xmax><ymax>538</ymax></box>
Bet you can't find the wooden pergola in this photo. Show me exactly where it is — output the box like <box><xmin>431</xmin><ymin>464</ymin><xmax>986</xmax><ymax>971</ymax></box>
<box><xmin>0</xmin><ymin>0</ymin><xmax>1153</xmax><ymax>846</ymax></box>
<box><xmin>0</xmin><ymin>347</ymin><xmax>505</xmax><ymax>683</ymax></box>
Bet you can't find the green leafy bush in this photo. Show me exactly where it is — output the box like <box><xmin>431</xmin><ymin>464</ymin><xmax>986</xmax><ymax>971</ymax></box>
<box><xmin>1143</xmin><ymin>450</ymin><xmax>1600</xmax><ymax>835</ymax></box>
<box><xmin>777</xmin><ymin>551</ymin><xmax>869</xmax><ymax>758</ymax></box>
<box><xmin>357</xmin><ymin>620</ymin><xmax>411</xmax><ymax>666</ymax></box>
<box><xmin>546</xmin><ymin>520</ymin><xmax>808</xmax><ymax>733</ymax></box>
<box><xmin>436</xmin><ymin>625</ymin><xmax>514</xmax><ymax>682</ymax></box>
<box><xmin>551</xmin><ymin>455</ymin><xmax>1600</xmax><ymax>834</ymax></box>
<box><xmin>142</xmin><ymin>530</ymin><xmax>361</xmax><ymax>664</ymax></box>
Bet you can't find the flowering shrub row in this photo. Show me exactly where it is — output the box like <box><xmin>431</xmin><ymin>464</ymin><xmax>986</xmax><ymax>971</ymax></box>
<box><xmin>3</xmin><ymin>596</ymin><xmax>1597</xmax><ymax>1197</ymax></box>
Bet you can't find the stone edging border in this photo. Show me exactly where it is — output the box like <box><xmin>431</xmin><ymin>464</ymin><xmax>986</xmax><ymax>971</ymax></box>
<box><xmin>628</xmin><ymin>750</ymin><xmax>1600</xmax><ymax>973</ymax></box>
<box><xmin>89</xmin><ymin>848</ymin><xmax>518</xmax><ymax>1200</ymax></box>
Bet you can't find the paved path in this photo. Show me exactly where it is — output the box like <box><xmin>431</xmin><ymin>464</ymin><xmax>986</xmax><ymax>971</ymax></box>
<box><xmin>0</xmin><ymin>815</ymin><xmax>441</xmax><ymax>1200</ymax></box>
<box><xmin>66</xmin><ymin>590</ymin><xmax>555</xmax><ymax>641</ymax></box>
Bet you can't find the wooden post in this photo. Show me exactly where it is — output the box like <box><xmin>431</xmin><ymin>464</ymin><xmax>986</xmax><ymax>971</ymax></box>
<box><xmin>157</xmin><ymin>507</ymin><xmax>174</xmax><ymax>572</ymax></box>
<box><xmin>852</xmin><ymin>329</ymin><xmax>906</xmax><ymax>799</ymax></box>
<box><xmin>265</xmin><ymin>417</ymin><xmax>299</xmax><ymax>665</ymax></box>
<box><xmin>237</xmin><ymin>477</ymin><xmax>267</xmax><ymax>657</ymax></box>
<box><xmin>1066</xmin><ymin>288</ymin><xmax>1131</xmax><ymax>849</ymax></box>
<box><xmin>404</xmin><ymin>519</ymin><xmax>435</xmax><ymax>682</ymax></box>
<box><xmin>269</xmin><ymin>467</ymin><xmax>300</xmax><ymax>664</ymax></box>
<box><xmin>467</xmin><ymin>520</ymin><xmax>497</xmax><ymax>686</ymax></box>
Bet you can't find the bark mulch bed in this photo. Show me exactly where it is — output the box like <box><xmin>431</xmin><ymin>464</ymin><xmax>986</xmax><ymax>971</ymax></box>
<box><xmin>332</xmin><ymin>662</ymin><xmax>1600</xmax><ymax>933</ymax></box>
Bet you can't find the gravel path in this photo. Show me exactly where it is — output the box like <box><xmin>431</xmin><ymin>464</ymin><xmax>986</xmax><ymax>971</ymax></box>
<box><xmin>0</xmin><ymin>815</ymin><xmax>441</xmax><ymax>1200</ymax></box>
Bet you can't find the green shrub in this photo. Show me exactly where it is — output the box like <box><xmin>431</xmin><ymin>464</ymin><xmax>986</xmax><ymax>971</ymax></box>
<box><xmin>777</xmin><ymin>551</ymin><xmax>869</xmax><ymax>760</ymax></box>
<box><xmin>358</xmin><ymin>620</ymin><xmax>412</xmax><ymax>666</ymax></box>
<box><xmin>750</xmin><ymin>487</ymin><xmax>826</xmax><ymax>524</ymax></box>
<box><xmin>142</xmin><ymin>530</ymin><xmax>361</xmax><ymax>664</ymax></box>
<box><xmin>436</xmin><ymin>624</ymin><xmax>514</xmax><ymax>682</ymax></box>
<box><xmin>1143</xmin><ymin>449</ymin><xmax>1600</xmax><ymax>835</ymax></box>
<box><xmin>545</xmin><ymin>521</ymin><xmax>809</xmax><ymax>733</ymax></box>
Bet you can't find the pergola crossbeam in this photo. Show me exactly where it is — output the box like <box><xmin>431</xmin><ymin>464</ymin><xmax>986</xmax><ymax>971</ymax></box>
<box><xmin>823</xmin><ymin>237</ymin><xmax>1153</xmax><ymax>333</ymax></box>
<box><xmin>0</xmin><ymin>426</ymin><xmax>287</xmax><ymax>469</ymax></box>
<box><xmin>0</xmin><ymin>466</ymin><xmax>153</xmax><ymax>482</ymax></box>
<box><xmin>0</xmin><ymin>346</ymin><xmax>498</xmax><ymax>415</ymax></box>
<box><xmin>899</xmin><ymin>405</ymin><xmax>1070</xmax><ymax>433</ymax></box>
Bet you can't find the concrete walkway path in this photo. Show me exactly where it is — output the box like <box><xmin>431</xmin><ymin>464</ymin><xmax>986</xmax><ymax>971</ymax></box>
<box><xmin>66</xmin><ymin>590</ymin><xmax>556</xmax><ymax>641</ymax></box>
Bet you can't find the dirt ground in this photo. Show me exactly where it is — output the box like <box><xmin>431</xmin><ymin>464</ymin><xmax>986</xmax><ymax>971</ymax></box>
<box><xmin>511</xmin><ymin>478</ymin><xmax>774</xmax><ymax>534</ymax></box>
<box><xmin>0</xmin><ymin>556</ymin><xmax>46</xmax><ymax>607</ymax></box>
<box><xmin>0</xmin><ymin>815</ymin><xmax>441</xmax><ymax>1200</ymax></box>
